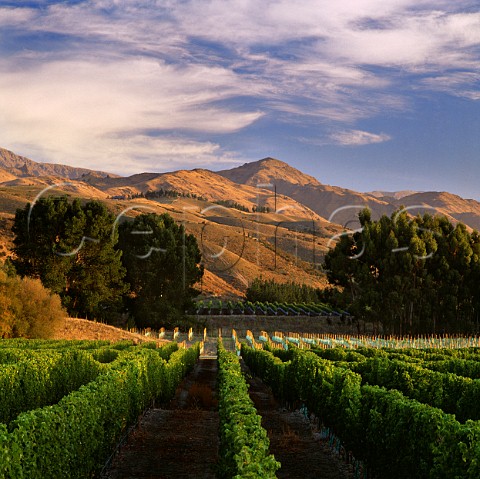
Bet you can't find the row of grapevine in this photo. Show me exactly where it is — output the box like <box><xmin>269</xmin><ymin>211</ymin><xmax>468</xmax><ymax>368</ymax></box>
<box><xmin>349</xmin><ymin>356</ymin><xmax>480</xmax><ymax>422</ymax></box>
<box><xmin>0</xmin><ymin>339</ymin><xmax>180</xmax><ymax>425</ymax></box>
<box><xmin>422</xmin><ymin>358</ymin><xmax>480</xmax><ymax>379</ymax></box>
<box><xmin>242</xmin><ymin>344</ymin><xmax>480</xmax><ymax>479</ymax></box>
<box><xmin>308</xmin><ymin>344</ymin><xmax>480</xmax><ymax>422</ymax></box>
<box><xmin>217</xmin><ymin>339</ymin><xmax>280</xmax><ymax>478</ymax></box>
<box><xmin>310</xmin><ymin>343</ymin><xmax>480</xmax><ymax>362</ymax></box>
<box><xmin>0</xmin><ymin>342</ymin><xmax>201</xmax><ymax>479</ymax></box>
<box><xmin>194</xmin><ymin>299</ymin><xmax>348</xmax><ymax>317</ymax></box>
<box><xmin>0</xmin><ymin>349</ymin><xmax>103</xmax><ymax>425</ymax></box>
<box><xmin>246</xmin><ymin>330</ymin><xmax>480</xmax><ymax>350</ymax></box>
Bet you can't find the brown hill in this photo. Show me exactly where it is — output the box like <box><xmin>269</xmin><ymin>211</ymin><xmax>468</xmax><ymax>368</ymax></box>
<box><xmin>88</xmin><ymin>167</ymin><xmax>325</xmax><ymax>222</ymax></box>
<box><xmin>218</xmin><ymin>157</ymin><xmax>392</xmax><ymax>227</ymax></box>
<box><xmin>368</xmin><ymin>190</ymin><xmax>420</xmax><ymax>200</ymax></box>
<box><xmin>218</xmin><ymin>158</ymin><xmax>480</xmax><ymax>231</ymax></box>
<box><xmin>0</xmin><ymin>147</ymin><xmax>118</xmax><ymax>180</ymax></box>
<box><xmin>2</xmin><ymin>147</ymin><xmax>480</xmax><ymax>298</ymax></box>
<box><xmin>0</xmin><ymin>167</ymin><xmax>17</xmax><ymax>183</ymax></box>
<box><xmin>0</xmin><ymin>186</ymin><xmax>332</xmax><ymax>299</ymax></box>
<box><xmin>218</xmin><ymin>157</ymin><xmax>321</xmax><ymax>187</ymax></box>
<box><xmin>0</xmin><ymin>176</ymin><xmax>108</xmax><ymax>199</ymax></box>
<box><xmin>391</xmin><ymin>191</ymin><xmax>480</xmax><ymax>231</ymax></box>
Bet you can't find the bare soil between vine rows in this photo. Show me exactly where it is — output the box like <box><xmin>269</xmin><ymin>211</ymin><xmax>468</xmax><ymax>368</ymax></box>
<box><xmin>241</xmin><ymin>361</ymin><xmax>355</xmax><ymax>479</ymax></box>
<box><xmin>104</xmin><ymin>351</ymin><xmax>354</xmax><ymax>479</ymax></box>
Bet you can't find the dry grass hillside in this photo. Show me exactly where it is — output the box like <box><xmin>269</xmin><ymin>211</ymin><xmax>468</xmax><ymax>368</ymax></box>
<box><xmin>219</xmin><ymin>158</ymin><xmax>480</xmax><ymax>231</ymax></box>
<box><xmin>218</xmin><ymin>157</ymin><xmax>322</xmax><ymax>187</ymax></box>
<box><xmin>2</xmin><ymin>147</ymin><xmax>480</xmax><ymax>298</ymax></box>
<box><xmin>369</xmin><ymin>190</ymin><xmax>420</xmax><ymax>200</ymax></box>
<box><xmin>0</xmin><ymin>188</ymin><xmax>333</xmax><ymax>297</ymax></box>
<box><xmin>84</xmin><ymin>167</ymin><xmax>324</xmax><ymax>222</ymax></box>
<box><xmin>391</xmin><ymin>191</ymin><xmax>480</xmax><ymax>231</ymax></box>
<box><xmin>218</xmin><ymin>157</ymin><xmax>393</xmax><ymax>226</ymax></box>
<box><xmin>0</xmin><ymin>147</ymin><xmax>116</xmax><ymax>179</ymax></box>
<box><xmin>53</xmin><ymin>317</ymin><xmax>170</xmax><ymax>344</ymax></box>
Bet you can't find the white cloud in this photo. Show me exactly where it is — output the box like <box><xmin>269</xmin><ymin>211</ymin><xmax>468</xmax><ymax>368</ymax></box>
<box><xmin>0</xmin><ymin>0</ymin><xmax>478</xmax><ymax>172</ymax></box>
<box><xmin>77</xmin><ymin>135</ymin><xmax>245</xmax><ymax>176</ymax></box>
<box><xmin>329</xmin><ymin>130</ymin><xmax>392</xmax><ymax>146</ymax></box>
<box><xmin>0</xmin><ymin>6</ymin><xmax>35</xmax><ymax>25</ymax></box>
<box><xmin>322</xmin><ymin>11</ymin><xmax>480</xmax><ymax>72</ymax></box>
<box><xmin>0</xmin><ymin>57</ymin><xmax>262</xmax><ymax>172</ymax></box>
<box><xmin>419</xmin><ymin>72</ymin><xmax>480</xmax><ymax>100</ymax></box>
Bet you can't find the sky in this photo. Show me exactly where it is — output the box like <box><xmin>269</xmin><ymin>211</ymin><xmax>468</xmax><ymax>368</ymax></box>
<box><xmin>0</xmin><ymin>1</ymin><xmax>479</xmax><ymax>198</ymax></box>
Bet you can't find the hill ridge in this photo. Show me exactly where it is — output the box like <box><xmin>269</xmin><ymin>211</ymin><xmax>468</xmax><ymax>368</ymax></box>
<box><xmin>0</xmin><ymin>147</ymin><xmax>119</xmax><ymax>180</ymax></box>
<box><xmin>218</xmin><ymin>157</ymin><xmax>322</xmax><ymax>188</ymax></box>
<box><xmin>3</xmin><ymin>146</ymin><xmax>480</xmax><ymax>231</ymax></box>
<box><xmin>2</xmin><ymin>146</ymin><xmax>480</xmax><ymax>299</ymax></box>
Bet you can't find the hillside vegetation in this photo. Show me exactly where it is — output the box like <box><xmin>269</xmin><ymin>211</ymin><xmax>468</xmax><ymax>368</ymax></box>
<box><xmin>2</xmin><ymin>146</ymin><xmax>480</xmax><ymax>300</ymax></box>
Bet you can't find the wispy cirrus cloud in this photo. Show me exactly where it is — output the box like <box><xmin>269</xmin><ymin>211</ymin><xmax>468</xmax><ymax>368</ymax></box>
<box><xmin>0</xmin><ymin>0</ymin><xmax>478</xmax><ymax>175</ymax></box>
<box><xmin>419</xmin><ymin>71</ymin><xmax>480</xmax><ymax>100</ymax></box>
<box><xmin>329</xmin><ymin>130</ymin><xmax>392</xmax><ymax>146</ymax></box>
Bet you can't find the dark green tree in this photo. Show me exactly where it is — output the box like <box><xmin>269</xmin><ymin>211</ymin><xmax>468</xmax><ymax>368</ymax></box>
<box><xmin>324</xmin><ymin>208</ymin><xmax>480</xmax><ymax>334</ymax></box>
<box><xmin>118</xmin><ymin>213</ymin><xmax>203</xmax><ymax>328</ymax></box>
<box><xmin>246</xmin><ymin>277</ymin><xmax>323</xmax><ymax>303</ymax></box>
<box><xmin>13</xmin><ymin>196</ymin><xmax>76</xmax><ymax>292</ymax></box>
<box><xmin>12</xmin><ymin>196</ymin><xmax>128</xmax><ymax>321</ymax></box>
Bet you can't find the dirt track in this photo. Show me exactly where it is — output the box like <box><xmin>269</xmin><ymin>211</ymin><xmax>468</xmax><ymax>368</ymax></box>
<box><xmin>243</xmin><ymin>364</ymin><xmax>355</xmax><ymax>479</ymax></box>
<box><xmin>104</xmin><ymin>342</ymin><xmax>354</xmax><ymax>479</ymax></box>
<box><xmin>104</xmin><ymin>357</ymin><xmax>219</xmax><ymax>479</ymax></box>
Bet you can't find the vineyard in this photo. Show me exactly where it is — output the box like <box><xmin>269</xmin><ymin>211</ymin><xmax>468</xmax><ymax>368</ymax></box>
<box><xmin>241</xmin><ymin>330</ymin><xmax>480</xmax><ymax>351</ymax></box>
<box><xmin>194</xmin><ymin>299</ymin><xmax>349</xmax><ymax>317</ymax></box>
<box><xmin>0</xmin><ymin>338</ymin><xmax>200</xmax><ymax>479</ymax></box>
<box><xmin>2</xmin><ymin>332</ymin><xmax>480</xmax><ymax>478</ymax></box>
<box><xmin>239</xmin><ymin>330</ymin><xmax>480</xmax><ymax>479</ymax></box>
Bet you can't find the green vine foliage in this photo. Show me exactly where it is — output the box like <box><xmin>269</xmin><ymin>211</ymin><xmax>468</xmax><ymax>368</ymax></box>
<box><xmin>241</xmin><ymin>344</ymin><xmax>480</xmax><ymax>479</ymax></box>
<box><xmin>0</xmin><ymin>350</ymin><xmax>103</xmax><ymax>425</ymax></box>
<box><xmin>217</xmin><ymin>340</ymin><xmax>280</xmax><ymax>479</ymax></box>
<box><xmin>0</xmin><ymin>341</ymin><xmax>200</xmax><ymax>479</ymax></box>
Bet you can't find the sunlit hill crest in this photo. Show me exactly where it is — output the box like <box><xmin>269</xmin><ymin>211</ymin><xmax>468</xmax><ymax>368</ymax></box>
<box><xmin>1</xmin><ymin>147</ymin><xmax>480</xmax><ymax>297</ymax></box>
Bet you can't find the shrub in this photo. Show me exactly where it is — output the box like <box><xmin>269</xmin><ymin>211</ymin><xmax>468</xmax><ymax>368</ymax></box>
<box><xmin>0</xmin><ymin>271</ymin><xmax>65</xmax><ymax>339</ymax></box>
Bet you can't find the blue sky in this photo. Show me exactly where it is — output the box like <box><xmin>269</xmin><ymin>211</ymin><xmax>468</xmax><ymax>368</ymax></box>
<box><xmin>0</xmin><ymin>1</ymin><xmax>479</xmax><ymax>198</ymax></box>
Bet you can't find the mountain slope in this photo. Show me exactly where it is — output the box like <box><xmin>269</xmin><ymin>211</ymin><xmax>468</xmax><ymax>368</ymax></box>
<box><xmin>0</xmin><ymin>167</ymin><xmax>17</xmax><ymax>183</ymax></box>
<box><xmin>218</xmin><ymin>158</ymin><xmax>480</xmax><ymax>231</ymax></box>
<box><xmin>2</xmin><ymin>147</ymin><xmax>480</xmax><ymax>299</ymax></box>
<box><xmin>219</xmin><ymin>157</ymin><xmax>322</xmax><ymax>187</ymax></box>
<box><xmin>218</xmin><ymin>157</ymin><xmax>392</xmax><ymax>227</ymax></box>
<box><xmin>0</xmin><ymin>149</ymin><xmax>334</xmax><ymax>298</ymax></box>
<box><xmin>0</xmin><ymin>147</ymin><xmax>118</xmax><ymax>180</ymax></box>
<box><xmin>391</xmin><ymin>191</ymin><xmax>480</xmax><ymax>231</ymax></box>
<box><xmin>368</xmin><ymin>190</ymin><xmax>420</xmax><ymax>200</ymax></box>
<box><xmin>4</xmin><ymin>148</ymin><xmax>479</xmax><ymax>233</ymax></box>
<box><xmin>86</xmin><ymin>167</ymin><xmax>326</xmax><ymax>222</ymax></box>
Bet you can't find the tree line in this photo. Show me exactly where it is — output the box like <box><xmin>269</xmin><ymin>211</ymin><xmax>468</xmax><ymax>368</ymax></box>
<box><xmin>11</xmin><ymin>196</ymin><xmax>203</xmax><ymax>329</ymax></box>
<box><xmin>132</xmin><ymin>188</ymin><xmax>207</xmax><ymax>201</ymax></box>
<box><xmin>324</xmin><ymin>208</ymin><xmax>480</xmax><ymax>334</ymax></box>
<box><xmin>246</xmin><ymin>277</ymin><xmax>325</xmax><ymax>303</ymax></box>
<box><xmin>10</xmin><ymin>196</ymin><xmax>479</xmax><ymax>336</ymax></box>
